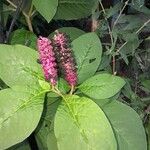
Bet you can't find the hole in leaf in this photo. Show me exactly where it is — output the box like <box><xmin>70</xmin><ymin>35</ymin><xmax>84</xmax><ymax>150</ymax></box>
<box><xmin>37</xmin><ymin>59</ymin><xmax>41</xmax><ymax>64</ymax></box>
<box><xmin>89</xmin><ymin>58</ymin><xmax>96</xmax><ymax>63</ymax></box>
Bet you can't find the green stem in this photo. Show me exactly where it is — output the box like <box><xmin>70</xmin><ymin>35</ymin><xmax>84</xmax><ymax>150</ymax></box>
<box><xmin>113</xmin><ymin>0</ymin><xmax>130</xmax><ymax>29</ymax></box>
<box><xmin>117</xmin><ymin>19</ymin><xmax>150</xmax><ymax>53</ymax></box>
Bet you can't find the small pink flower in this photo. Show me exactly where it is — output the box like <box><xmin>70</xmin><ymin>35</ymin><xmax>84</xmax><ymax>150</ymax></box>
<box><xmin>37</xmin><ymin>36</ymin><xmax>57</xmax><ymax>86</ymax></box>
<box><xmin>53</xmin><ymin>32</ymin><xmax>77</xmax><ymax>86</ymax></box>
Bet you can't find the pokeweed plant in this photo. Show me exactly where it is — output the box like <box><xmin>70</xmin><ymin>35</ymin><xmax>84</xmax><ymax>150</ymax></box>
<box><xmin>0</xmin><ymin>0</ymin><xmax>149</xmax><ymax>149</ymax></box>
<box><xmin>0</xmin><ymin>31</ymin><xmax>147</xmax><ymax>150</ymax></box>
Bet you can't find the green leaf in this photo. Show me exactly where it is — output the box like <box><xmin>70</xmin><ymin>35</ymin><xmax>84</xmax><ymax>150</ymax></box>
<box><xmin>38</xmin><ymin>80</ymin><xmax>50</xmax><ymax>90</ymax></box>
<box><xmin>141</xmin><ymin>80</ymin><xmax>150</xmax><ymax>91</ymax></box>
<box><xmin>98</xmin><ymin>53</ymin><xmax>111</xmax><ymax>71</ymax></box>
<box><xmin>32</xmin><ymin>0</ymin><xmax>58</xmax><ymax>22</ymax></box>
<box><xmin>0</xmin><ymin>44</ymin><xmax>43</xmax><ymax>87</ymax></box>
<box><xmin>79</xmin><ymin>73</ymin><xmax>125</xmax><ymax>99</ymax></box>
<box><xmin>95</xmin><ymin>99</ymin><xmax>147</xmax><ymax>150</ymax></box>
<box><xmin>130</xmin><ymin>3</ymin><xmax>150</xmax><ymax>15</ymax></box>
<box><xmin>131</xmin><ymin>0</ymin><xmax>145</xmax><ymax>7</ymax></box>
<box><xmin>35</xmin><ymin>98</ymin><xmax>60</xmax><ymax>150</ymax></box>
<box><xmin>47</xmin><ymin>132</ymin><xmax>58</xmax><ymax>150</ymax></box>
<box><xmin>72</xmin><ymin>33</ymin><xmax>102</xmax><ymax>83</ymax></box>
<box><xmin>106</xmin><ymin>2</ymin><xmax>123</xmax><ymax>18</ymax></box>
<box><xmin>54</xmin><ymin>95</ymin><xmax>117</xmax><ymax>150</ymax></box>
<box><xmin>49</xmin><ymin>27</ymin><xmax>85</xmax><ymax>41</ymax></box>
<box><xmin>8</xmin><ymin>140</ymin><xmax>31</xmax><ymax>150</ymax></box>
<box><xmin>10</xmin><ymin>29</ymin><xmax>37</xmax><ymax>49</ymax></box>
<box><xmin>0</xmin><ymin>86</ymin><xmax>46</xmax><ymax>149</ymax></box>
<box><xmin>54</xmin><ymin>0</ymin><xmax>98</xmax><ymax>20</ymax></box>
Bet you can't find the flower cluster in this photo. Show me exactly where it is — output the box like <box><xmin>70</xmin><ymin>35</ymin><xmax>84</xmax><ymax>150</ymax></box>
<box><xmin>37</xmin><ymin>32</ymin><xmax>77</xmax><ymax>87</ymax></box>
<box><xmin>37</xmin><ymin>36</ymin><xmax>57</xmax><ymax>86</ymax></box>
<box><xmin>53</xmin><ymin>32</ymin><xmax>77</xmax><ymax>86</ymax></box>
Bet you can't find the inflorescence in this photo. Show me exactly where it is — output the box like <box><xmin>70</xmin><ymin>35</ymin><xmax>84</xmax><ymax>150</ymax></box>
<box><xmin>37</xmin><ymin>32</ymin><xmax>77</xmax><ymax>88</ymax></box>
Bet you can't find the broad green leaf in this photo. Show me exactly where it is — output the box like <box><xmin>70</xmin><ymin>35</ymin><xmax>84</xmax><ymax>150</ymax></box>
<box><xmin>72</xmin><ymin>33</ymin><xmax>102</xmax><ymax>83</ymax></box>
<box><xmin>47</xmin><ymin>132</ymin><xmax>58</xmax><ymax>150</ymax></box>
<box><xmin>0</xmin><ymin>44</ymin><xmax>43</xmax><ymax>87</ymax></box>
<box><xmin>8</xmin><ymin>140</ymin><xmax>31</xmax><ymax>150</ymax></box>
<box><xmin>54</xmin><ymin>95</ymin><xmax>117</xmax><ymax>150</ymax></box>
<box><xmin>35</xmin><ymin>98</ymin><xmax>60</xmax><ymax>150</ymax></box>
<box><xmin>32</xmin><ymin>0</ymin><xmax>58</xmax><ymax>22</ymax></box>
<box><xmin>54</xmin><ymin>0</ymin><xmax>98</xmax><ymax>20</ymax></box>
<box><xmin>0</xmin><ymin>86</ymin><xmax>46</xmax><ymax>149</ymax></box>
<box><xmin>94</xmin><ymin>99</ymin><xmax>147</xmax><ymax>150</ymax></box>
<box><xmin>79</xmin><ymin>73</ymin><xmax>125</xmax><ymax>99</ymax></box>
<box><xmin>49</xmin><ymin>27</ymin><xmax>85</xmax><ymax>41</ymax></box>
<box><xmin>10</xmin><ymin>29</ymin><xmax>37</xmax><ymax>49</ymax></box>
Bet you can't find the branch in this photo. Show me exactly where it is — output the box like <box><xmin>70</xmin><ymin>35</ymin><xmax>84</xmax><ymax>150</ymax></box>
<box><xmin>5</xmin><ymin>0</ymin><xmax>23</xmax><ymax>43</ymax></box>
<box><xmin>117</xmin><ymin>19</ymin><xmax>150</xmax><ymax>53</ymax></box>
<box><xmin>136</xmin><ymin>19</ymin><xmax>150</xmax><ymax>34</ymax></box>
<box><xmin>113</xmin><ymin>0</ymin><xmax>130</xmax><ymax>28</ymax></box>
<box><xmin>6</xmin><ymin>0</ymin><xmax>33</xmax><ymax>32</ymax></box>
<box><xmin>99</xmin><ymin>0</ymin><xmax>113</xmax><ymax>44</ymax></box>
<box><xmin>99</xmin><ymin>0</ymin><xmax>116</xmax><ymax>74</ymax></box>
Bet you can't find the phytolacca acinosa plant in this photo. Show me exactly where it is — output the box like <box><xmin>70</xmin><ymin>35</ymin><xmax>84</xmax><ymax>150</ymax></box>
<box><xmin>37</xmin><ymin>36</ymin><xmax>57</xmax><ymax>86</ymax></box>
<box><xmin>53</xmin><ymin>31</ymin><xmax>77</xmax><ymax>92</ymax></box>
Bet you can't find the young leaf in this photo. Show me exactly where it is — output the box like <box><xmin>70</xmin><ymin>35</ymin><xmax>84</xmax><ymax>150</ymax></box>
<box><xmin>0</xmin><ymin>86</ymin><xmax>46</xmax><ymax>149</ymax></box>
<box><xmin>94</xmin><ymin>99</ymin><xmax>147</xmax><ymax>150</ymax></box>
<box><xmin>72</xmin><ymin>33</ymin><xmax>102</xmax><ymax>83</ymax></box>
<box><xmin>0</xmin><ymin>44</ymin><xmax>43</xmax><ymax>87</ymax></box>
<box><xmin>32</xmin><ymin>0</ymin><xmax>58</xmax><ymax>22</ymax></box>
<box><xmin>79</xmin><ymin>73</ymin><xmax>125</xmax><ymax>99</ymax></box>
<box><xmin>54</xmin><ymin>95</ymin><xmax>117</xmax><ymax>150</ymax></box>
<box><xmin>54</xmin><ymin>0</ymin><xmax>98</xmax><ymax>20</ymax></box>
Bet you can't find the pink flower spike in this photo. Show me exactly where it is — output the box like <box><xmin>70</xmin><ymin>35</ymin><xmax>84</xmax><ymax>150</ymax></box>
<box><xmin>37</xmin><ymin>36</ymin><xmax>57</xmax><ymax>86</ymax></box>
<box><xmin>53</xmin><ymin>32</ymin><xmax>77</xmax><ymax>86</ymax></box>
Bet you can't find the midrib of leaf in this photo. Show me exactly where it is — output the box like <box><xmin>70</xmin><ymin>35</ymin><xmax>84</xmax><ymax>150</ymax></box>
<box><xmin>80</xmin><ymin>84</ymin><xmax>107</xmax><ymax>91</ymax></box>
<box><xmin>77</xmin><ymin>45</ymin><xmax>92</xmax><ymax>74</ymax></box>
<box><xmin>62</xmin><ymin>96</ymin><xmax>89</xmax><ymax>144</ymax></box>
<box><xmin>0</xmin><ymin>89</ymin><xmax>48</xmax><ymax>127</ymax></box>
